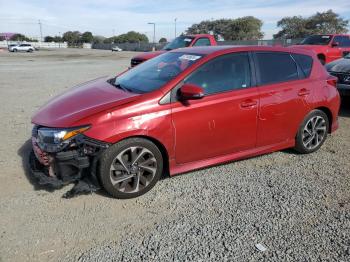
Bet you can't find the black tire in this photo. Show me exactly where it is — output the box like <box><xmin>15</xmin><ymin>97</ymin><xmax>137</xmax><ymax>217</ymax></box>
<box><xmin>98</xmin><ymin>137</ymin><xmax>163</xmax><ymax>199</ymax></box>
<box><xmin>28</xmin><ymin>49</ymin><xmax>33</xmax><ymax>52</ymax></box>
<box><xmin>294</xmin><ymin>109</ymin><xmax>329</xmax><ymax>154</ymax></box>
<box><xmin>13</xmin><ymin>49</ymin><xmax>17</xmax><ymax>52</ymax></box>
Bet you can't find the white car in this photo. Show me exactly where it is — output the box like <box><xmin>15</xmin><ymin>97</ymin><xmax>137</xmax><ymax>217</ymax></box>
<box><xmin>111</xmin><ymin>46</ymin><xmax>122</xmax><ymax>52</ymax></box>
<box><xmin>9</xmin><ymin>44</ymin><xmax>35</xmax><ymax>52</ymax></box>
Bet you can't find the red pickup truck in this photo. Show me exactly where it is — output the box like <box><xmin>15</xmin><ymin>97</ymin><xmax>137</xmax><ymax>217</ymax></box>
<box><xmin>130</xmin><ymin>34</ymin><xmax>217</xmax><ymax>67</ymax></box>
<box><xmin>291</xmin><ymin>34</ymin><xmax>350</xmax><ymax>64</ymax></box>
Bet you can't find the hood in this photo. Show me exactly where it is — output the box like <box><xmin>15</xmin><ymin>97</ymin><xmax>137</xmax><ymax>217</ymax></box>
<box><xmin>326</xmin><ymin>58</ymin><xmax>350</xmax><ymax>73</ymax></box>
<box><xmin>32</xmin><ymin>76</ymin><xmax>138</xmax><ymax>127</ymax></box>
<box><xmin>133</xmin><ymin>50</ymin><xmax>167</xmax><ymax>61</ymax></box>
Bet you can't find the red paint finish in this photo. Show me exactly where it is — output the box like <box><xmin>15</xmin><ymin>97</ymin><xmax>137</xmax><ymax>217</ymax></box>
<box><xmin>32</xmin><ymin>45</ymin><xmax>340</xmax><ymax>177</ymax></box>
<box><xmin>291</xmin><ymin>34</ymin><xmax>350</xmax><ymax>64</ymax></box>
<box><xmin>172</xmin><ymin>87</ymin><xmax>259</xmax><ymax>164</ymax></box>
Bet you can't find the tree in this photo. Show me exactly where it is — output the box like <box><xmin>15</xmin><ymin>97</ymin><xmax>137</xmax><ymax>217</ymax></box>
<box><xmin>93</xmin><ymin>35</ymin><xmax>106</xmax><ymax>44</ymax></box>
<box><xmin>274</xmin><ymin>10</ymin><xmax>349</xmax><ymax>39</ymax></box>
<box><xmin>62</xmin><ymin>31</ymin><xmax>81</xmax><ymax>45</ymax></box>
<box><xmin>159</xmin><ymin>37</ymin><xmax>167</xmax><ymax>43</ymax></box>
<box><xmin>81</xmin><ymin>31</ymin><xmax>93</xmax><ymax>43</ymax></box>
<box><xmin>186</xmin><ymin>17</ymin><xmax>264</xmax><ymax>41</ymax></box>
<box><xmin>44</xmin><ymin>36</ymin><xmax>54</xmax><ymax>42</ymax></box>
<box><xmin>103</xmin><ymin>31</ymin><xmax>149</xmax><ymax>43</ymax></box>
<box><xmin>53</xmin><ymin>36</ymin><xmax>63</xmax><ymax>42</ymax></box>
<box><xmin>11</xmin><ymin>34</ymin><xmax>28</xmax><ymax>41</ymax></box>
<box><xmin>10</xmin><ymin>34</ymin><xmax>37</xmax><ymax>42</ymax></box>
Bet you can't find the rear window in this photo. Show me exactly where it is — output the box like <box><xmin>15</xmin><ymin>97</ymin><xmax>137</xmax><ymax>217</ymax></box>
<box><xmin>292</xmin><ymin>54</ymin><xmax>313</xmax><ymax>78</ymax></box>
<box><xmin>256</xmin><ymin>52</ymin><xmax>299</xmax><ymax>85</ymax></box>
<box><xmin>193</xmin><ymin>38</ymin><xmax>211</xmax><ymax>47</ymax></box>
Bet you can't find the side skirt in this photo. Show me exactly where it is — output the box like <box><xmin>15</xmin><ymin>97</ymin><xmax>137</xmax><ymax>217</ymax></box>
<box><xmin>169</xmin><ymin>140</ymin><xmax>295</xmax><ymax>176</ymax></box>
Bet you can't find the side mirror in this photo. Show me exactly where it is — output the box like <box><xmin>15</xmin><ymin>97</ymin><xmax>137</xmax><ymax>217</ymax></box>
<box><xmin>331</xmin><ymin>42</ymin><xmax>339</xmax><ymax>47</ymax></box>
<box><xmin>179</xmin><ymin>84</ymin><xmax>204</xmax><ymax>100</ymax></box>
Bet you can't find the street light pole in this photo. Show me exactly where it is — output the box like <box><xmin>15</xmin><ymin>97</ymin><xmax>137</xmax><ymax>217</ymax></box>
<box><xmin>38</xmin><ymin>19</ymin><xmax>43</xmax><ymax>42</ymax></box>
<box><xmin>174</xmin><ymin>18</ymin><xmax>177</xmax><ymax>38</ymax></box>
<box><xmin>148</xmin><ymin>22</ymin><xmax>155</xmax><ymax>50</ymax></box>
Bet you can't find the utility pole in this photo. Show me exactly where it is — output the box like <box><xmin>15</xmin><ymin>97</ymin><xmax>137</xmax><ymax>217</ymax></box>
<box><xmin>38</xmin><ymin>20</ymin><xmax>43</xmax><ymax>42</ymax></box>
<box><xmin>148</xmin><ymin>22</ymin><xmax>155</xmax><ymax>50</ymax></box>
<box><xmin>174</xmin><ymin>18</ymin><xmax>177</xmax><ymax>38</ymax></box>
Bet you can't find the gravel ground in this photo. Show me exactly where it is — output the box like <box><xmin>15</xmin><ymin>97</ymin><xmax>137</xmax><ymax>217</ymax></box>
<box><xmin>0</xmin><ymin>49</ymin><xmax>349</xmax><ymax>262</ymax></box>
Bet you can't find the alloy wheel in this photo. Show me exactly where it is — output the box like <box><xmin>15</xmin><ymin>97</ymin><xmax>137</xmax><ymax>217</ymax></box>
<box><xmin>302</xmin><ymin>115</ymin><xmax>327</xmax><ymax>150</ymax></box>
<box><xmin>109</xmin><ymin>146</ymin><xmax>157</xmax><ymax>193</ymax></box>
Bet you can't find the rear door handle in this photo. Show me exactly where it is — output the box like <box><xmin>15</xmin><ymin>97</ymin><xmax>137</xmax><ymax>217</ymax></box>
<box><xmin>240</xmin><ymin>99</ymin><xmax>257</xmax><ymax>108</ymax></box>
<box><xmin>298</xmin><ymin>88</ymin><xmax>310</xmax><ymax>96</ymax></box>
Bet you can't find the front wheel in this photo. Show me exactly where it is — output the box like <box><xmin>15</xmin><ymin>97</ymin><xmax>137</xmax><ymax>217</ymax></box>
<box><xmin>98</xmin><ymin>138</ymin><xmax>163</xmax><ymax>199</ymax></box>
<box><xmin>294</xmin><ymin>110</ymin><xmax>329</xmax><ymax>154</ymax></box>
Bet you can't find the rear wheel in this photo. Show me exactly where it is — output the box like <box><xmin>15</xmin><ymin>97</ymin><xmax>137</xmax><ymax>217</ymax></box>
<box><xmin>98</xmin><ymin>138</ymin><xmax>163</xmax><ymax>199</ymax></box>
<box><xmin>13</xmin><ymin>49</ymin><xmax>17</xmax><ymax>52</ymax></box>
<box><xmin>294</xmin><ymin>110</ymin><xmax>329</xmax><ymax>154</ymax></box>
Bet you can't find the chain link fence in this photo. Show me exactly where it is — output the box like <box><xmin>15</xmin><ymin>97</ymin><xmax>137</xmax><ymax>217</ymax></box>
<box><xmin>92</xmin><ymin>39</ymin><xmax>303</xmax><ymax>52</ymax></box>
<box><xmin>92</xmin><ymin>42</ymin><xmax>166</xmax><ymax>51</ymax></box>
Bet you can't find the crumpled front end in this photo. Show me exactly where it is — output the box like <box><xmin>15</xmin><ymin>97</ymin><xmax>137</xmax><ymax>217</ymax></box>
<box><xmin>30</xmin><ymin>125</ymin><xmax>109</xmax><ymax>198</ymax></box>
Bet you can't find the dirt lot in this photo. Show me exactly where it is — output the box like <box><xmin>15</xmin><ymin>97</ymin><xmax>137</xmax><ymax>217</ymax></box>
<box><xmin>0</xmin><ymin>49</ymin><xmax>349</xmax><ymax>261</ymax></box>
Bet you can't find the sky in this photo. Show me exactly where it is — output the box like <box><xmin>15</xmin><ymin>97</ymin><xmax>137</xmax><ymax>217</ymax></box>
<box><xmin>0</xmin><ymin>0</ymin><xmax>349</xmax><ymax>41</ymax></box>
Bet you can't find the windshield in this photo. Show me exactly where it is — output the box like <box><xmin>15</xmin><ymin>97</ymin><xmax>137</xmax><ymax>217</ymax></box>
<box><xmin>163</xmin><ymin>36</ymin><xmax>195</xmax><ymax>50</ymax></box>
<box><xmin>300</xmin><ymin>35</ymin><xmax>332</xmax><ymax>45</ymax></box>
<box><xmin>114</xmin><ymin>52</ymin><xmax>205</xmax><ymax>93</ymax></box>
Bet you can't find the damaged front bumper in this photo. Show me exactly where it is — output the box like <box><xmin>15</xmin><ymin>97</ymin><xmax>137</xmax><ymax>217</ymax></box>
<box><xmin>30</xmin><ymin>126</ymin><xmax>109</xmax><ymax>197</ymax></box>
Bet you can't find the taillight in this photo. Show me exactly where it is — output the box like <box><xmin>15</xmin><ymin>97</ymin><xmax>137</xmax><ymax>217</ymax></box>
<box><xmin>327</xmin><ymin>75</ymin><xmax>337</xmax><ymax>87</ymax></box>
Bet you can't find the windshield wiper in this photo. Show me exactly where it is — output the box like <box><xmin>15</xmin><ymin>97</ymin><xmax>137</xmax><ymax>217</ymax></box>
<box><xmin>115</xmin><ymin>83</ymin><xmax>133</xmax><ymax>93</ymax></box>
<box><xmin>108</xmin><ymin>78</ymin><xmax>133</xmax><ymax>93</ymax></box>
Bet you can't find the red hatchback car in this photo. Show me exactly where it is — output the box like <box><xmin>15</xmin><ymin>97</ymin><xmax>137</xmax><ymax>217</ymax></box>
<box><xmin>31</xmin><ymin>46</ymin><xmax>340</xmax><ymax>198</ymax></box>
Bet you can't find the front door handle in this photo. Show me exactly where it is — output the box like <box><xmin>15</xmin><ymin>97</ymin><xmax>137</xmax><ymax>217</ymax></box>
<box><xmin>298</xmin><ymin>88</ymin><xmax>310</xmax><ymax>96</ymax></box>
<box><xmin>240</xmin><ymin>99</ymin><xmax>257</xmax><ymax>108</ymax></box>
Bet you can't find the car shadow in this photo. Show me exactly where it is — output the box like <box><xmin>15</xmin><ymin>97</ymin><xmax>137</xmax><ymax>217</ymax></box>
<box><xmin>340</xmin><ymin>97</ymin><xmax>350</xmax><ymax>117</ymax></box>
<box><xmin>17</xmin><ymin>139</ymin><xmax>55</xmax><ymax>192</ymax></box>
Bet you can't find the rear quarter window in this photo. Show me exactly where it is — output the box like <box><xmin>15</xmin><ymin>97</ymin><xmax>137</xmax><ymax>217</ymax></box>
<box><xmin>292</xmin><ymin>54</ymin><xmax>313</xmax><ymax>78</ymax></box>
<box><xmin>255</xmin><ymin>52</ymin><xmax>299</xmax><ymax>85</ymax></box>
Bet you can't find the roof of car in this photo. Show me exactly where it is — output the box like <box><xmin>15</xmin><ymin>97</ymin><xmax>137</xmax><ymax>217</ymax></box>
<box><xmin>171</xmin><ymin>45</ymin><xmax>315</xmax><ymax>56</ymax></box>
<box><xmin>185</xmin><ymin>34</ymin><xmax>213</xmax><ymax>38</ymax></box>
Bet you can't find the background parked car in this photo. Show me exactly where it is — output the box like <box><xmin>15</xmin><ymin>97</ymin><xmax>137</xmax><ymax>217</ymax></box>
<box><xmin>9</xmin><ymin>43</ymin><xmax>35</xmax><ymax>52</ymax></box>
<box><xmin>7</xmin><ymin>44</ymin><xmax>17</xmax><ymax>51</ymax></box>
<box><xmin>326</xmin><ymin>53</ymin><xmax>350</xmax><ymax>96</ymax></box>
<box><xmin>130</xmin><ymin>34</ymin><xmax>217</xmax><ymax>67</ymax></box>
<box><xmin>292</xmin><ymin>34</ymin><xmax>350</xmax><ymax>65</ymax></box>
<box><xmin>111</xmin><ymin>46</ymin><xmax>122</xmax><ymax>52</ymax></box>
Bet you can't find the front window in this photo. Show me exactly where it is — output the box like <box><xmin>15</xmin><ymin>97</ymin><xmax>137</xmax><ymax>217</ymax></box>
<box><xmin>300</xmin><ymin>35</ymin><xmax>332</xmax><ymax>45</ymax></box>
<box><xmin>163</xmin><ymin>36</ymin><xmax>194</xmax><ymax>50</ymax></box>
<box><xmin>113</xmin><ymin>52</ymin><xmax>205</xmax><ymax>93</ymax></box>
<box><xmin>184</xmin><ymin>52</ymin><xmax>251</xmax><ymax>95</ymax></box>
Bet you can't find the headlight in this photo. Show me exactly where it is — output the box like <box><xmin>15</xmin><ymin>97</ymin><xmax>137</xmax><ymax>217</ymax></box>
<box><xmin>36</xmin><ymin>125</ymin><xmax>90</xmax><ymax>152</ymax></box>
